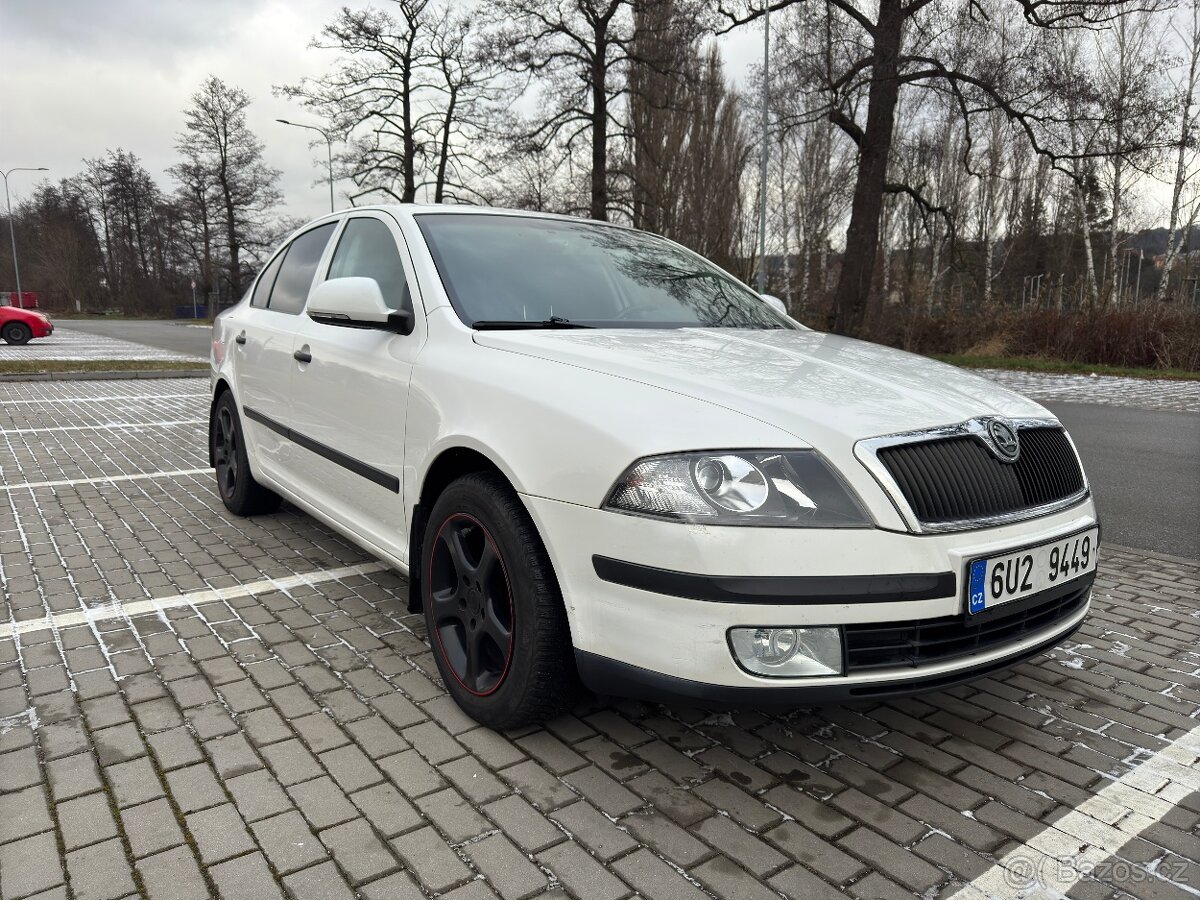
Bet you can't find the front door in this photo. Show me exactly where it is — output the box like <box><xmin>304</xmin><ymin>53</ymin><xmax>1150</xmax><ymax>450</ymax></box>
<box><xmin>286</xmin><ymin>212</ymin><xmax>423</xmax><ymax>562</ymax></box>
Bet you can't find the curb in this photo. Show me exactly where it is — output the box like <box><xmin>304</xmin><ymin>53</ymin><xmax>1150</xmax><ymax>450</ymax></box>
<box><xmin>0</xmin><ymin>369</ymin><xmax>209</xmax><ymax>383</ymax></box>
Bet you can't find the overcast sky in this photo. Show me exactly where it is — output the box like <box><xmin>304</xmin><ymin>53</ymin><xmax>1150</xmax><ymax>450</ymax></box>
<box><xmin>1</xmin><ymin>0</ymin><xmax>763</xmax><ymax>224</ymax></box>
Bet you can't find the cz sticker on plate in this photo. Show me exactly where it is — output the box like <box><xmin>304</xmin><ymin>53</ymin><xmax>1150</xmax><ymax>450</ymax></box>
<box><xmin>967</xmin><ymin>527</ymin><xmax>1099</xmax><ymax>615</ymax></box>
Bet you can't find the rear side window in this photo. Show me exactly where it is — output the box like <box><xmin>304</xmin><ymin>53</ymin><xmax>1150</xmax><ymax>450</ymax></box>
<box><xmin>250</xmin><ymin>252</ymin><xmax>284</xmax><ymax>309</ymax></box>
<box><xmin>268</xmin><ymin>223</ymin><xmax>336</xmax><ymax>315</ymax></box>
<box><xmin>326</xmin><ymin>217</ymin><xmax>411</xmax><ymax>311</ymax></box>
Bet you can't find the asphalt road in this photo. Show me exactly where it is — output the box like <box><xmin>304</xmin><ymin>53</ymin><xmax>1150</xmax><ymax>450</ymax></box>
<box><xmin>64</xmin><ymin>318</ymin><xmax>212</xmax><ymax>358</ymax></box>
<box><xmin>1045</xmin><ymin>401</ymin><xmax>1200</xmax><ymax>560</ymax></box>
<box><xmin>57</xmin><ymin>320</ymin><xmax>1199</xmax><ymax>559</ymax></box>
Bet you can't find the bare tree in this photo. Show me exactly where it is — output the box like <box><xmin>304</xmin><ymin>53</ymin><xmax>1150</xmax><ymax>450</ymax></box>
<box><xmin>175</xmin><ymin>76</ymin><xmax>281</xmax><ymax>298</ymax></box>
<box><xmin>717</xmin><ymin>0</ymin><xmax>1166</xmax><ymax>335</ymax></box>
<box><xmin>1157</xmin><ymin>0</ymin><xmax>1200</xmax><ymax>301</ymax></box>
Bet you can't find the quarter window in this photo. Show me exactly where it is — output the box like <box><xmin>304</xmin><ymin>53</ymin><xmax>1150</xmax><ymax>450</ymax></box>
<box><xmin>268</xmin><ymin>223</ymin><xmax>336</xmax><ymax>315</ymax></box>
<box><xmin>326</xmin><ymin>217</ymin><xmax>411</xmax><ymax>311</ymax></box>
<box><xmin>250</xmin><ymin>252</ymin><xmax>284</xmax><ymax>309</ymax></box>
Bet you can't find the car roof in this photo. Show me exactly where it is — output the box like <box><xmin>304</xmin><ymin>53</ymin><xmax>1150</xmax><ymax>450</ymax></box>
<box><xmin>327</xmin><ymin>204</ymin><xmax>637</xmax><ymax>231</ymax></box>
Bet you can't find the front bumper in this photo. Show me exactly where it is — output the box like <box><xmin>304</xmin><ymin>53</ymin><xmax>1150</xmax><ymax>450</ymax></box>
<box><xmin>522</xmin><ymin>494</ymin><xmax>1097</xmax><ymax>696</ymax></box>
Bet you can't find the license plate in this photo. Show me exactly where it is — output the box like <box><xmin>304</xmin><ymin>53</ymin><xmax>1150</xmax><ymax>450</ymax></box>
<box><xmin>967</xmin><ymin>528</ymin><xmax>1099</xmax><ymax>615</ymax></box>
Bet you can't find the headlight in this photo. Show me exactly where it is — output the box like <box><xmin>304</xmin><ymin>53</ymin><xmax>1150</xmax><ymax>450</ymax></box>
<box><xmin>604</xmin><ymin>451</ymin><xmax>870</xmax><ymax>527</ymax></box>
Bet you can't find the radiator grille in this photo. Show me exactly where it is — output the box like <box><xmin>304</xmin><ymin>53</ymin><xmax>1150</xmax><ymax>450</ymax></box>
<box><xmin>876</xmin><ymin>426</ymin><xmax>1085</xmax><ymax>526</ymax></box>
<box><xmin>844</xmin><ymin>578</ymin><xmax>1091</xmax><ymax>672</ymax></box>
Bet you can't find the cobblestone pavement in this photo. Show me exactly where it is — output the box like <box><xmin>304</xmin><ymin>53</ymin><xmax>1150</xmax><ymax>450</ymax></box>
<box><xmin>980</xmin><ymin>369</ymin><xmax>1200</xmax><ymax>413</ymax></box>
<box><xmin>0</xmin><ymin>326</ymin><xmax>204</xmax><ymax>363</ymax></box>
<box><xmin>1</xmin><ymin>378</ymin><xmax>1198</xmax><ymax>900</ymax></box>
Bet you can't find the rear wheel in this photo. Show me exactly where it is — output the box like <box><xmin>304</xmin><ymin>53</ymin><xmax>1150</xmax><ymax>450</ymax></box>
<box><xmin>210</xmin><ymin>392</ymin><xmax>282</xmax><ymax>516</ymax></box>
<box><xmin>2</xmin><ymin>322</ymin><xmax>32</xmax><ymax>345</ymax></box>
<box><xmin>422</xmin><ymin>472</ymin><xmax>577</xmax><ymax>728</ymax></box>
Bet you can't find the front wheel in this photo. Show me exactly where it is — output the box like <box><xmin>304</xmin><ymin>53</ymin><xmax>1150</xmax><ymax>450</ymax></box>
<box><xmin>422</xmin><ymin>472</ymin><xmax>577</xmax><ymax>729</ymax></box>
<box><xmin>210</xmin><ymin>392</ymin><xmax>282</xmax><ymax>516</ymax></box>
<box><xmin>2</xmin><ymin>322</ymin><xmax>32</xmax><ymax>345</ymax></box>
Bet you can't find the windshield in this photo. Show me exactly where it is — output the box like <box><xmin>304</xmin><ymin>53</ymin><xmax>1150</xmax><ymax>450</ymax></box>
<box><xmin>416</xmin><ymin>213</ymin><xmax>792</xmax><ymax>330</ymax></box>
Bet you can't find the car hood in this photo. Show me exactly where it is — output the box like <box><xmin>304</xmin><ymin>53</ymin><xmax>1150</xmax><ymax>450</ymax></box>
<box><xmin>472</xmin><ymin>327</ymin><xmax>1049</xmax><ymax>446</ymax></box>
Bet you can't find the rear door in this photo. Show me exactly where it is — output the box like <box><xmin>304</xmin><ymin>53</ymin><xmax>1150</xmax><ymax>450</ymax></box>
<box><xmin>286</xmin><ymin>212</ymin><xmax>422</xmax><ymax>561</ymax></box>
<box><xmin>234</xmin><ymin>222</ymin><xmax>337</xmax><ymax>486</ymax></box>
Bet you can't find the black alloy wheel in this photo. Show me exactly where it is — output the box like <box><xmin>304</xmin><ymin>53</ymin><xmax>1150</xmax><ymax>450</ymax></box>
<box><xmin>209</xmin><ymin>392</ymin><xmax>282</xmax><ymax>516</ymax></box>
<box><xmin>427</xmin><ymin>514</ymin><xmax>515</xmax><ymax>696</ymax></box>
<box><xmin>213</xmin><ymin>404</ymin><xmax>240</xmax><ymax>502</ymax></box>
<box><xmin>2</xmin><ymin>322</ymin><xmax>32</xmax><ymax>345</ymax></box>
<box><xmin>421</xmin><ymin>472</ymin><xmax>577</xmax><ymax>728</ymax></box>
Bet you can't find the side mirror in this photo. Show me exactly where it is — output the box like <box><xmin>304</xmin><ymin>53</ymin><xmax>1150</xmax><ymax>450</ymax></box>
<box><xmin>307</xmin><ymin>277</ymin><xmax>413</xmax><ymax>335</ymax></box>
<box><xmin>760</xmin><ymin>293</ymin><xmax>788</xmax><ymax>317</ymax></box>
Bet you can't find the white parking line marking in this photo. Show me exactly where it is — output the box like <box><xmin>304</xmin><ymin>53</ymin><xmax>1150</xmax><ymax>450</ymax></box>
<box><xmin>0</xmin><ymin>468</ymin><xmax>212</xmax><ymax>492</ymax></box>
<box><xmin>0</xmin><ymin>394</ymin><xmax>202</xmax><ymax>404</ymax></box>
<box><xmin>0</xmin><ymin>420</ymin><xmax>206</xmax><ymax>435</ymax></box>
<box><xmin>0</xmin><ymin>562</ymin><xmax>391</xmax><ymax>638</ymax></box>
<box><xmin>955</xmin><ymin>723</ymin><xmax>1200</xmax><ymax>898</ymax></box>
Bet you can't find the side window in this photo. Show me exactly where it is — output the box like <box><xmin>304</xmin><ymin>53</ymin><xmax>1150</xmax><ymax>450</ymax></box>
<box><xmin>326</xmin><ymin>217</ymin><xmax>411</xmax><ymax>311</ymax></box>
<box><xmin>250</xmin><ymin>252</ymin><xmax>284</xmax><ymax>309</ymax></box>
<box><xmin>268</xmin><ymin>223</ymin><xmax>336</xmax><ymax>315</ymax></box>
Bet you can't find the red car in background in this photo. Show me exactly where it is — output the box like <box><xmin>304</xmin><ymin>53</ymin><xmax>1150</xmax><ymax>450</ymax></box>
<box><xmin>0</xmin><ymin>305</ymin><xmax>53</xmax><ymax>344</ymax></box>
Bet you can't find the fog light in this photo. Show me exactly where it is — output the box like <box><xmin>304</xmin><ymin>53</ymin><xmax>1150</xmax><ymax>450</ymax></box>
<box><xmin>729</xmin><ymin>627</ymin><xmax>843</xmax><ymax>677</ymax></box>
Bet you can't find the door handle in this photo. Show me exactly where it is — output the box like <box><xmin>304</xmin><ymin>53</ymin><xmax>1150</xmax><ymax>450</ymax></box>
<box><xmin>234</xmin><ymin>331</ymin><xmax>246</xmax><ymax>345</ymax></box>
<box><xmin>294</xmin><ymin>348</ymin><xmax>312</xmax><ymax>364</ymax></box>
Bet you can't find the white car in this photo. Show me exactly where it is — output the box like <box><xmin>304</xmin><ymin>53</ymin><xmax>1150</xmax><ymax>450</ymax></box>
<box><xmin>208</xmin><ymin>206</ymin><xmax>1098</xmax><ymax>728</ymax></box>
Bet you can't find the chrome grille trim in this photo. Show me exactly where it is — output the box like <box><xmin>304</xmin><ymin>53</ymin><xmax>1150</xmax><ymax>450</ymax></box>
<box><xmin>855</xmin><ymin>417</ymin><xmax>1090</xmax><ymax>533</ymax></box>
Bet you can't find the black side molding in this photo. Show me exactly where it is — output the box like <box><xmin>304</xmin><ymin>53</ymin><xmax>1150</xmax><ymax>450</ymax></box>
<box><xmin>592</xmin><ymin>555</ymin><xmax>956</xmax><ymax>605</ymax></box>
<box><xmin>243</xmin><ymin>406</ymin><xmax>400</xmax><ymax>493</ymax></box>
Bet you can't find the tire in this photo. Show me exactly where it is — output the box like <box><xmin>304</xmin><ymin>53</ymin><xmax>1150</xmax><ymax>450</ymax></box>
<box><xmin>2</xmin><ymin>322</ymin><xmax>32</xmax><ymax>345</ymax></box>
<box><xmin>210</xmin><ymin>392</ymin><xmax>282</xmax><ymax>516</ymax></box>
<box><xmin>422</xmin><ymin>472</ymin><xmax>578</xmax><ymax>728</ymax></box>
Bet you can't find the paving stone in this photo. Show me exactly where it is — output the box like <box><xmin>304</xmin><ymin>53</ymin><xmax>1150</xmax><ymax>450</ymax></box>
<box><xmin>499</xmin><ymin>760</ymin><xmax>578</xmax><ymax>811</ymax></box>
<box><xmin>105</xmin><ymin>757</ymin><xmax>165</xmax><ymax>808</ymax></box>
<box><xmin>562</xmin><ymin>765</ymin><xmax>641</xmax><ymax>817</ymax></box>
<box><xmin>186</xmin><ymin>803</ymin><xmax>256</xmax><ymax>865</ymax></box>
<box><xmin>146</xmin><ymin>727</ymin><xmax>204</xmax><ymax>771</ymax></box>
<box><xmin>320</xmin><ymin>742</ymin><xmax>383</xmax><ymax>793</ymax></box>
<box><xmin>440</xmin><ymin>754</ymin><xmax>508</xmax><ymax>804</ymax></box>
<box><xmin>837</xmin><ymin>826</ymin><xmax>948</xmax><ymax>894</ymax></box>
<box><xmin>0</xmin><ymin>785</ymin><xmax>54</xmax><ymax>845</ymax></box>
<box><xmin>620</xmin><ymin>810</ymin><xmax>710</xmax><ymax>867</ymax></box>
<box><xmin>135</xmin><ymin>846</ymin><xmax>209</xmax><ymax>900</ymax></box>
<box><xmin>320</xmin><ymin>818</ymin><xmax>400</xmax><ymax>885</ymax></box>
<box><xmin>163</xmin><ymin>762</ymin><xmax>223</xmax><ymax>813</ymax></box>
<box><xmin>206</xmin><ymin>732</ymin><xmax>262</xmax><ymax>779</ymax></box>
<box><xmin>549</xmin><ymin>801</ymin><xmax>637</xmax><ymax>861</ymax></box>
<box><xmin>0</xmin><ymin>832</ymin><xmax>64</xmax><ymax>900</ymax></box>
<box><xmin>251</xmin><ymin>810</ymin><xmax>328</xmax><ymax>875</ymax></box>
<box><xmin>767</xmin><ymin>864</ymin><xmax>847</xmax><ymax>900</ymax></box>
<box><xmin>287</xmin><ymin>775</ymin><xmax>359</xmax><ymax>830</ymax></box>
<box><xmin>417</xmin><ymin>787</ymin><xmax>492</xmax><ymax>842</ymax></box>
<box><xmin>65</xmin><ymin>837</ymin><xmax>137</xmax><ymax>900</ymax></box>
<box><xmin>261</xmin><ymin>739</ymin><xmax>323</xmax><ymax>786</ymax></box>
<box><xmin>537</xmin><ymin>840</ymin><xmax>629</xmax><ymax>900</ymax></box>
<box><xmin>692</xmin><ymin>855</ymin><xmax>781</xmax><ymax>900</ymax></box>
<box><xmin>514</xmin><ymin>731</ymin><xmax>586</xmax><ymax>774</ymax></box>
<box><xmin>693</xmin><ymin>778</ymin><xmax>781</xmax><ymax>831</ymax></box>
<box><xmin>225</xmin><ymin>768</ymin><xmax>293</xmax><ymax>823</ymax></box>
<box><xmin>282</xmin><ymin>860</ymin><xmax>356</xmax><ymax>900</ymax></box>
<box><xmin>209</xmin><ymin>852</ymin><xmax>287</xmax><ymax>900</ymax></box>
<box><xmin>465</xmin><ymin>833</ymin><xmax>547</xmax><ymax>900</ymax></box>
<box><xmin>391</xmin><ymin>825</ymin><xmax>473</xmax><ymax>893</ymax></box>
<box><xmin>359</xmin><ymin>870</ymin><xmax>426</xmax><ymax>900</ymax></box>
<box><xmin>483</xmin><ymin>794</ymin><xmax>565</xmax><ymax>853</ymax></box>
<box><xmin>351</xmin><ymin>782</ymin><xmax>424</xmax><ymax>838</ymax></box>
<box><xmin>379</xmin><ymin>748</ymin><xmax>446</xmax><ymax>798</ymax></box>
<box><xmin>610</xmin><ymin>847</ymin><xmax>706</xmax><ymax>900</ymax></box>
<box><xmin>764</xmin><ymin>820</ymin><xmax>867</xmax><ymax>885</ymax></box>
<box><xmin>120</xmin><ymin>798</ymin><xmax>185</xmax><ymax>859</ymax></box>
<box><xmin>693</xmin><ymin>814</ymin><xmax>787</xmax><ymax>877</ymax></box>
<box><xmin>57</xmin><ymin>791</ymin><xmax>119</xmax><ymax>852</ymax></box>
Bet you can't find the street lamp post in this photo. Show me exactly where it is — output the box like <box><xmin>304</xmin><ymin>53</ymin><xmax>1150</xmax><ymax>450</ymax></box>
<box><xmin>2</xmin><ymin>166</ymin><xmax>49</xmax><ymax>301</ymax></box>
<box><xmin>276</xmin><ymin>120</ymin><xmax>335</xmax><ymax>213</ymax></box>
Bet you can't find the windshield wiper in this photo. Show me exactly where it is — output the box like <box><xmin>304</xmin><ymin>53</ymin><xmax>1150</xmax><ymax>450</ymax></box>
<box><xmin>471</xmin><ymin>316</ymin><xmax>594</xmax><ymax>330</ymax></box>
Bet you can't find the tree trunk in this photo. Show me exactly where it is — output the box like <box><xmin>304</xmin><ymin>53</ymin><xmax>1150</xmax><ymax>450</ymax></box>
<box><xmin>434</xmin><ymin>86</ymin><xmax>458</xmax><ymax>204</ymax></box>
<box><xmin>828</xmin><ymin>0</ymin><xmax>904</xmax><ymax>335</ymax></box>
<box><xmin>590</xmin><ymin>38</ymin><xmax>609</xmax><ymax>221</ymax></box>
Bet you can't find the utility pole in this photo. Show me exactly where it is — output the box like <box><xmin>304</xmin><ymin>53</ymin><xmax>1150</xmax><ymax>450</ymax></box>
<box><xmin>2</xmin><ymin>166</ymin><xmax>49</xmax><ymax>301</ymax></box>
<box><xmin>757</xmin><ymin>3</ymin><xmax>770</xmax><ymax>295</ymax></box>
